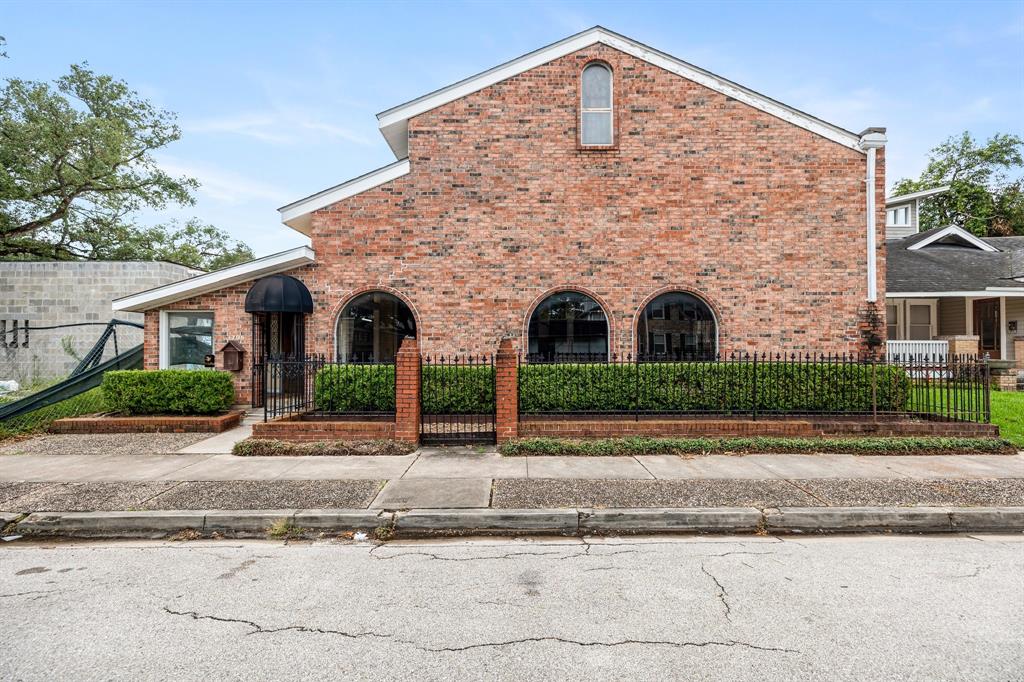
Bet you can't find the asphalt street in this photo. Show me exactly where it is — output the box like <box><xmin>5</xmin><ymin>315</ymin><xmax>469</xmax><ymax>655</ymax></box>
<box><xmin>1</xmin><ymin>534</ymin><xmax>1021</xmax><ymax>681</ymax></box>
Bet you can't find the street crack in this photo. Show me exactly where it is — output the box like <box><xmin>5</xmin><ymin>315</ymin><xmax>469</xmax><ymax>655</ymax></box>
<box><xmin>162</xmin><ymin>608</ymin><xmax>391</xmax><ymax>640</ymax></box>
<box><xmin>419</xmin><ymin>637</ymin><xmax>797</xmax><ymax>654</ymax></box>
<box><xmin>701</xmin><ymin>564</ymin><xmax>732</xmax><ymax>622</ymax></box>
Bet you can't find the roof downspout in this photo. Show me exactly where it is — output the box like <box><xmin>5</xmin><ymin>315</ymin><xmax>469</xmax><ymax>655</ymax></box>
<box><xmin>859</xmin><ymin>128</ymin><xmax>887</xmax><ymax>302</ymax></box>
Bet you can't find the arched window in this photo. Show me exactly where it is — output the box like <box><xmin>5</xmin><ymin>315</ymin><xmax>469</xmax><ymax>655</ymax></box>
<box><xmin>637</xmin><ymin>292</ymin><xmax>717</xmax><ymax>360</ymax></box>
<box><xmin>581</xmin><ymin>63</ymin><xmax>613</xmax><ymax>146</ymax></box>
<box><xmin>336</xmin><ymin>292</ymin><xmax>416</xmax><ymax>363</ymax></box>
<box><xmin>528</xmin><ymin>291</ymin><xmax>608</xmax><ymax>360</ymax></box>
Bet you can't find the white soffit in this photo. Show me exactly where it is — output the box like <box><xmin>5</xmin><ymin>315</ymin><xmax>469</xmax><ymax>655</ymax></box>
<box><xmin>277</xmin><ymin>159</ymin><xmax>411</xmax><ymax>233</ymax></box>
<box><xmin>376</xmin><ymin>25</ymin><xmax>864</xmax><ymax>158</ymax></box>
<box><xmin>111</xmin><ymin>246</ymin><xmax>316</xmax><ymax>312</ymax></box>
<box><xmin>906</xmin><ymin>225</ymin><xmax>1000</xmax><ymax>253</ymax></box>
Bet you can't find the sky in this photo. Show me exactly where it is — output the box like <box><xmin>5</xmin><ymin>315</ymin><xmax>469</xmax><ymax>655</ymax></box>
<box><xmin>3</xmin><ymin>0</ymin><xmax>1023</xmax><ymax>257</ymax></box>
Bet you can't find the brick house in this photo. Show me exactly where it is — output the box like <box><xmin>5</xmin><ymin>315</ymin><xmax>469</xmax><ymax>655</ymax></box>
<box><xmin>113</xmin><ymin>26</ymin><xmax>889</xmax><ymax>404</ymax></box>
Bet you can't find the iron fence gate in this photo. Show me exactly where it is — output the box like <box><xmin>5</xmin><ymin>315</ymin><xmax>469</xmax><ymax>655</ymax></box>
<box><xmin>420</xmin><ymin>354</ymin><xmax>496</xmax><ymax>444</ymax></box>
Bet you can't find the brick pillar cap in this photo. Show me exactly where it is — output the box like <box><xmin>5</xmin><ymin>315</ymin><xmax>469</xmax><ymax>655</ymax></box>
<box><xmin>396</xmin><ymin>336</ymin><xmax>419</xmax><ymax>354</ymax></box>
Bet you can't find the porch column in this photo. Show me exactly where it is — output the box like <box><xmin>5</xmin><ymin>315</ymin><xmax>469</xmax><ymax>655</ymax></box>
<box><xmin>1015</xmin><ymin>337</ymin><xmax>1024</xmax><ymax>369</ymax></box>
<box><xmin>495</xmin><ymin>337</ymin><xmax>518</xmax><ymax>443</ymax></box>
<box><xmin>394</xmin><ymin>337</ymin><xmax>421</xmax><ymax>444</ymax></box>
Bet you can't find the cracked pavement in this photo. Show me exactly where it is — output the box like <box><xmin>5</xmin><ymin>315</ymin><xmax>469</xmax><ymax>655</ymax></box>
<box><xmin>2</xmin><ymin>535</ymin><xmax>1022</xmax><ymax>680</ymax></box>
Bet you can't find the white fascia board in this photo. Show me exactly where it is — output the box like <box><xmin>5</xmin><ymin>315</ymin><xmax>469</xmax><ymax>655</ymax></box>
<box><xmin>906</xmin><ymin>225</ymin><xmax>1000</xmax><ymax>252</ymax></box>
<box><xmin>111</xmin><ymin>246</ymin><xmax>316</xmax><ymax>313</ymax></box>
<box><xmin>886</xmin><ymin>289</ymin><xmax>1024</xmax><ymax>298</ymax></box>
<box><xmin>277</xmin><ymin>159</ymin><xmax>411</xmax><ymax>233</ymax></box>
<box><xmin>376</xmin><ymin>26</ymin><xmax>864</xmax><ymax>159</ymax></box>
<box><xmin>885</xmin><ymin>185</ymin><xmax>951</xmax><ymax>206</ymax></box>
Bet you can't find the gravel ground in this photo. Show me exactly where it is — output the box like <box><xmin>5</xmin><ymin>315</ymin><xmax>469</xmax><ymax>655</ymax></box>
<box><xmin>797</xmin><ymin>477</ymin><xmax>1024</xmax><ymax>507</ymax></box>
<box><xmin>492</xmin><ymin>478</ymin><xmax>823</xmax><ymax>508</ymax></box>
<box><xmin>0</xmin><ymin>481</ymin><xmax>178</xmax><ymax>512</ymax></box>
<box><xmin>0</xmin><ymin>433</ymin><xmax>210</xmax><ymax>456</ymax></box>
<box><xmin>140</xmin><ymin>479</ymin><xmax>384</xmax><ymax>510</ymax></box>
<box><xmin>0</xmin><ymin>482</ymin><xmax>57</xmax><ymax>508</ymax></box>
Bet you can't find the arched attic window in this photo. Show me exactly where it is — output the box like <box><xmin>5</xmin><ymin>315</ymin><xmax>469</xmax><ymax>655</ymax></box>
<box><xmin>581</xmin><ymin>63</ymin><xmax>613</xmax><ymax>146</ymax></box>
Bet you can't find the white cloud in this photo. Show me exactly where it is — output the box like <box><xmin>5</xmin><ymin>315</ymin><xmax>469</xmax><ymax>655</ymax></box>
<box><xmin>157</xmin><ymin>156</ymin><xmax>291</xmax><ymax>205</ymax></box>
<box><xmin>184</xmin><ymin>113</ymin><xmax>293</xmax><ymax>144</ymax></box>
<box><xmin>184</xmin><ymin>107</ymin><xmax>372</xmax><ymax>147</ymax></box>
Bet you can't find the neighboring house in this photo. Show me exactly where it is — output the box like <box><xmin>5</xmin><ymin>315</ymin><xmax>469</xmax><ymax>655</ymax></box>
<box><xmin>113</xmin><ymin>26</ymin><xmax>889</xmax><ymax>404</ymax></box>
<box><xmin>0</xmin><ymin>261</ymin><xmax>202</xmax><ymax>386</ymax></box>
<box><xmin>884</xmin><ymin>185</ymin><xmax>950</xmax><ymax>240</ymax></box>
<box><xmin>886</xmin><ymin>226</ymin><xmax>1024</xmax><ymax>361</ymax></box>
<box><xmin>884</xmin><ymin>185</ymin><xmax>1024</xmax><ymax>369</ymax></box>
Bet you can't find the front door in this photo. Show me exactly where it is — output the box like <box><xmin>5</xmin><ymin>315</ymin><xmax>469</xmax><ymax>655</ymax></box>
<box><xmin>973</xmin><ymin>298</ymin><xmax>1001</xmax><ymax>359</ymax></box>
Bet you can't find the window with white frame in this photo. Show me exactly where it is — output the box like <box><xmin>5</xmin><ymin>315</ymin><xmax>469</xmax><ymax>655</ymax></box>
<box><xmin>580</xmin><ymin>63</ymin><xmax>613</xmax><ymax>146</ymax></box>
<box><xmin>162</xmin><ymin>311</ymin><xmax>214</xmax><ymax>369</ymax></box>
<box><xmin>887</xmin><ymin>206</ymin><xmax>910</xmax><ymax>227</ymax></box>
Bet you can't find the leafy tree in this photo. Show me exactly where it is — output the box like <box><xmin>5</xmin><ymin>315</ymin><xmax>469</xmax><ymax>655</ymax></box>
<box><xmin>0</xmin><ymin>63</ymin><xmax>253</xmax><ymax>266</ymax></box>
<box><xmin>891</xmin><ymin>132</ymin><xmax>1024</xmax><ymax>236</ymax></box>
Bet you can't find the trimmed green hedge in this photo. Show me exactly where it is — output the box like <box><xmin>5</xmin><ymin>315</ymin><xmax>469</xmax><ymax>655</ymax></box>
<box><xmin>518</xmin><ymin>362</ymin><xmax>912</xmax><ymax>413</ymax></box>
<box><xmin>314</xmin><ymin>364</ymin><xmax>495</xmax><ymax>414</ymax></box>
<box><xmin>101</xmin><ymin>370</ymin><xmax>234</xmax><ymax>415</ymax></box>
<box><xmin>314</xmin><ymin>365</ymin><xmax>396</xmax><ymax>412</ymax></box>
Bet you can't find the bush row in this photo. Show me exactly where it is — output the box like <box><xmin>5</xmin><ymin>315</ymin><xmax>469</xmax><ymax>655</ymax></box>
<box><xmin>498</xmin><ymin>436</ymin><xmax>1014</xmax><ymax>456</ymax></box>
<box><xmin>311</xmin><ymin>362</ymin><xmax>913</xmax><ymax>415</ymax></box>
<box><xmin>233</xmin><ymin>438</ymin><xmax>415</xmax><ymax>457</ymax></box>
<box><xmin>101</xmin><ymin>370</ymin><xmax>235</xmax><ymax>415</ymax></box>
<box><xmin>314</xmin><ymin>364</ymin><xmax>495</xmax><ymax>414</ymax></box>
<box><xmin>518</xmin><ymin>362</ymin><xmax>912</xmax><ymax>413</ymax></box>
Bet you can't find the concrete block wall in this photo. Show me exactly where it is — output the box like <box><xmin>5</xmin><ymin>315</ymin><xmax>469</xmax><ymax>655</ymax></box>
<box><xmin>0</xmin><ymin>261</ymin><xmax>200</xmax><ymax>386</ymax></box>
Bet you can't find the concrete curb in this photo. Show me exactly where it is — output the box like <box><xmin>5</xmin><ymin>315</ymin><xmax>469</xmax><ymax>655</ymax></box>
<box><xmin>4</xmin><ymin>506</ymin><xmax>1023</xmax><ymax>539</ymax></box>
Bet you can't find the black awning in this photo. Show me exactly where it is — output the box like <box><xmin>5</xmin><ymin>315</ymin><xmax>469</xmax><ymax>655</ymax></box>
<box><xmin>244</xmin><ymin>275</ymin><xmax>314</xmax><ymax>314</ymax></box>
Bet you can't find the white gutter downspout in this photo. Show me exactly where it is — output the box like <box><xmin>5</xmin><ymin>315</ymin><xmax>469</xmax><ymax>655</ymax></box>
<box><xmin>859</xmin><ymin>128</ymin><xmax>887</xmax><ymax>302</ymax></box>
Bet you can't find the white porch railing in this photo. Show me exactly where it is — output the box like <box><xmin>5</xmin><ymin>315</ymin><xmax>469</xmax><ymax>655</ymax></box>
<box><xmin>886</xmin><ymin>340</ymin><xmax>949</xmax><ymax>362</ymax></box>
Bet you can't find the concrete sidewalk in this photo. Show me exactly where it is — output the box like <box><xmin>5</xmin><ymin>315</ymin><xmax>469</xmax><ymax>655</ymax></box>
<box><xmin>0</xmin><ymin>447</ymin><xmax>1022</xmax><ymax>513</ymax></box>
<box><xmin>1</xmin><ymin>447</ymin><xmax>1022</xmax><ymax>484</ymax></box>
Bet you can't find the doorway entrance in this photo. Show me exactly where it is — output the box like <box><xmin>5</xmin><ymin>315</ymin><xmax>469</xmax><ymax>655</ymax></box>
<box><xmin>972</xmin><ymin>298</ymin><xmax>1001</xmax><ymax>359</ymax></box>
<box><xmin>245</xmin><ymin>275</ymin><xmax>314</xmax><ymax>407</ymax></box>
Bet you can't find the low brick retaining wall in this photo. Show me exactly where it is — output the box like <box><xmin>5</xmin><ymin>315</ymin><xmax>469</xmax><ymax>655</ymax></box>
<box><xmin>518</xmin><ymin>417</ymin><xmax>999</xmax><ymax>439</ymax></box>
<box><xmin>51</xmin><ymin>410</ymin><xmax>243</xmax><ymax>434</ymax></box>
<box><xmin>252</xmin><ymin>416</ymin><xmax>395</xmax><ymax>442</ymax></box>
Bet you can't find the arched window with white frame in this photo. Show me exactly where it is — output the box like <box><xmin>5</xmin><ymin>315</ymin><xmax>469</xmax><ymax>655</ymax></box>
<box><xmin>581</xmin><ymin>62</ymin><xmax>613</xmax><ymax>146</ymax></box>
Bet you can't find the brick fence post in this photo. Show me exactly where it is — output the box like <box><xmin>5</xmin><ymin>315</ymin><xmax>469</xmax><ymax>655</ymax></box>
<box><xmin>495</xmin><ymin>337</ymin><xmax>518</xmax><ymax>443</ymax></box>
<box><xmin>394</xmin><ymin>337</ymin><xmax>421</xmax><ymax>444</ymax></box>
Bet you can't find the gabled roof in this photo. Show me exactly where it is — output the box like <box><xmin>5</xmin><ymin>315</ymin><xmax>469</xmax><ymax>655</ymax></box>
<box><xmin>278</xmin><ymin>159</ymin><xmax>410</xmax><ymax>233</ymax></box>
<box><xmin>885</xmin><ymin>185</ymin><xmax>950</xmax><ymax>207</ymax></box>
<box><xmin>112</xmin><ymin>246</ymin><xmax>315</xmax><ymax>313</ymax></box>
<box><xmin>905</xmin><ymin>225</ymin><xmax>999</xmax><ymax>252</ymax></box>
<box><xmin>376</xmin><ymin>26</ymin><xmax>866</xmax><ymax>158</ymax></box>
<box><xmin>886</xmin><ymin>226</ymin><xmax>1024</xmax><ymax>296</ymax></box>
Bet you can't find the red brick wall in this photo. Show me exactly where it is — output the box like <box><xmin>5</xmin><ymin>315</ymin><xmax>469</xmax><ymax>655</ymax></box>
<box><xmin>143</xmin><ymin>282</ymin><xmax>256</xmax><ymax>403</ymax></box>
<box><xmin>145</xmin><ymin>43</ymin><xmax>887</xmax><ymax>376</ymax></box>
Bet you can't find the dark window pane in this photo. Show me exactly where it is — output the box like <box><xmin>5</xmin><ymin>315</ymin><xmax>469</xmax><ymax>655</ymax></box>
<box><xmin>336</xmin><ymin>292</ymin><xmax>416</xmax><ymax>363</ymax></box>
<box><xmin>637</xmin><ymin>292</ymin><xmax>717</xmax><ymax>360</ymax></box>
<box><xmin>168</xmin><ymin>312</ymin><xmax>213</xmax><ymax>370</ymax></box>
<box><xmin>528</xmin><ymin>291</ymin><xmax>608</xmax><ymax>360</ymax></box>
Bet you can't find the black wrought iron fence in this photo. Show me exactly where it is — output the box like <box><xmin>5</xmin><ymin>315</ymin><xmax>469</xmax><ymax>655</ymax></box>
<box><xmin>263</xmin><ymin>354</ymin><xmax>396</xmax><ymax>421</ymax></box>
<box><xmin>518</xmin><ymin>352</ymin><xmax>990</xmax><ymax>423</ymax></box>
<box><xmin>420</xmin><ymin>354</ymin><xmax>496</xmax><ymax>444</ymax></box>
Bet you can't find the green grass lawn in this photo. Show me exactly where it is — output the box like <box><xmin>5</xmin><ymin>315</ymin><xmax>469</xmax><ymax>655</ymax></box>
<box><xmin>990</xmin><ymin>391</ymin><xmax>1024</xmax><ymax>448</ymax></box>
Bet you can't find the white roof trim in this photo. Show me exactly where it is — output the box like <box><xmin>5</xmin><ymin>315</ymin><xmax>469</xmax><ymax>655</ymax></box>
<box><xmin>885</xmin><ymin>185</ymin><xmax>951</xmax><ymax>206</ymax></box>
<box><xmin>906</xmin><ymin>225</ymin><xmax>999</xmax><ymax>253</ymax></box>
<box><xmin>887</xmin><ymin>289</ymin><xmax>1024</xmax><ymax>298</ymax></box>
<box><xmin>111</xmin><ymin>246</ymin><xmax>316</xmax><ymax>312</ymax></box>
<box><xmin>278</xmin><ymin>159</ymin><xmax>411</xmax><ymax>234</ymax></box>
<box><xmin>376</xmin><ymin>26</ymin><xmax>865</xmax><ymax>158</ymax></box>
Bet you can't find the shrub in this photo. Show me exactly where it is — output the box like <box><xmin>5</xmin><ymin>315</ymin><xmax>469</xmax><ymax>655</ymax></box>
<box><xmin>421</xmin><ymin>364</ymin><xmax>495</xmax><ymax>414</ymax></box>
<box><xmin>314</xmin><ymin>364</ymin><xmax>396</xmax><ymax>412</ymax></box>
<box><xmin>498</xmin><ymin>436</ymin><xmax>1014</xmax><ymax>456</ymax></box>
<box><xmin>101</xmin><ymin>370</ymin><xmax>234</xmax><ymax>415</ymax></box>
<box><xmin>518</xmin><ymin>362</ymin><xmax>912</xmax><ymax>414</ymax></box>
